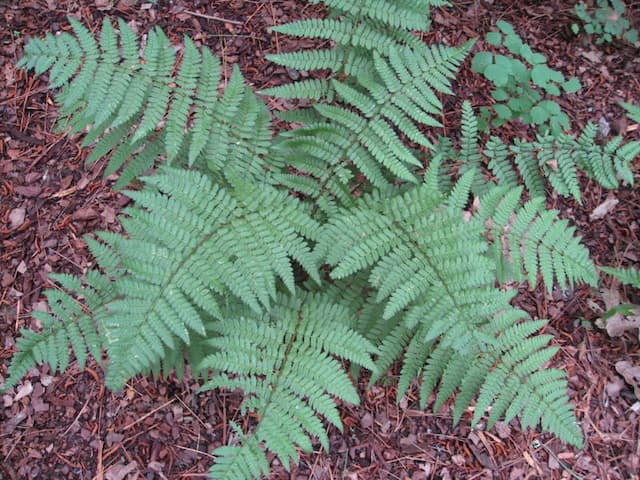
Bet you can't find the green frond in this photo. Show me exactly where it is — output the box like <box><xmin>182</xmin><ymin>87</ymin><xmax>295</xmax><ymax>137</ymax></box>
<box><xmin>188</xmin><ymin>48</ymin><xmax>222</xmax><ymax>165</ymax></box>
<box><xmin>511</xmin><ymin>140</ymin><xmax>546</xmax><ymax>199</ymax></box>
<box><xmin>475</xmin><ymin>187</ymin><xmax>597</xmax><ymax>291</ymax></box>
<box><xmin>72</xmin><ymin>167</ymin><xmax>319</xmax><ymax>388</ymax></box>
<box><xmin>266</xmin><ymin>48</ymin><xmax>344</xmax><ymax>72</ymax></box>
<box><xmin>2</xmin><ymin>271</ymin><xmax>111</xmax><ymax>392</ymax></box>
<box><xmin>458</xmin><ymin>101</ymin><xmax>485</xmax><ymax>193</ymax></box>
<box><xmin>485</xmin><ymin>136</ymin><xmax>519</xmax><ymax>190</ymax></box>
<box><xmin>271</xmin><ymin>42</ymin><xmax>470</xmax><ymax>209</ymax></box>
<box><xmin>18</xmin><ymin>19</ymin><xmax>274</xmax><ymax>188</ymax></box>
<box><xmin>318</xmin><ymin>177</ymin><xmax>510</xmax><ymax>353</ymax></box>
<box><xmin>621</xmin><ymin>101</ymin><xmax>640</xmax><ymax>123</ymax></box>
<box><xmin>601</xmin><ymin>266</ymin><xmax>640</xmax><ymax>288</ymax></box>
<box><xmin>469</xmin><ymin>318</ymin><xmax>583</xmax><ymax>447</ymax></box>
<box><xmin>166</xmin><ymin>36</ymin><xmax>201</xmax><ymax>162</ymax></box>
<box><xmin>319</xmin><ymin>0</ymin><xmax>433</xmax><ymax>30</ymax></box>
<box><xmin>260</xmin><ymin>78</ymin><xmax>331</xmax><ymax>101</ymax></box>
<box><xmin>271</xmin><ymin>18</ymin><xmax>418</xmax><ymax>55</ymax></box>
<box><xmin>132</xmin><ymin>28</ymin><xmax>175</xmax><ymax>143</ymax></box>
<box><xmin>201</xmin><ymin>293</ymin><xmax>376</xmax><ymax>478</ymax></box>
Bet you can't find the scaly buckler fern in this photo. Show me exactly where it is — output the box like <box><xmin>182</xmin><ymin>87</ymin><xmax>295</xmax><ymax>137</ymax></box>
<box><xmin>8</xmin><ymin>1</ymin><xmax>640</xmax><ymax>477</ymax></box>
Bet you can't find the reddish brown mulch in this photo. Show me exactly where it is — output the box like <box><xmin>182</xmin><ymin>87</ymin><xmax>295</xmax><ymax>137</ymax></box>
<box><xmin>1</xmin><ymin>1</ymin><xmax>639</xmax><ymax>479</ymax></box>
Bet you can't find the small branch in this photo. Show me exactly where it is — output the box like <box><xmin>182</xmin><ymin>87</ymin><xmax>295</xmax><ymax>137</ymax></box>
<box><xmin>183</xmin><ymin>10</ymin><xmax>244</xmax><ymax>26</ymax></box>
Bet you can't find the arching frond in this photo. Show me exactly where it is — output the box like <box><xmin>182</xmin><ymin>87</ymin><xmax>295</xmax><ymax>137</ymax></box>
<box><xmin>201</xmin><ymin>293</ymin><xmax>377</xmax><ymax>479</ymax></box>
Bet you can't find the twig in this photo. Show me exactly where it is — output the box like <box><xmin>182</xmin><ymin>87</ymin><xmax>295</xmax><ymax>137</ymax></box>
<box><xmin>122</xmin><ymin>398</ymin><xmax>175</xmax><ymax>431</ymax></box>
<box><xmin>183</xmin><ymin>10</ymin><xmax>244</xmax><ymax>26</ymax></box>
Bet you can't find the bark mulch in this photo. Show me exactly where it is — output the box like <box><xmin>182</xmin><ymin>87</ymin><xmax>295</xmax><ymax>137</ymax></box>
<box><xmin>1</xmin><ymin>1</ymin><xmax>639</xmax><ymax>479</ymax></box>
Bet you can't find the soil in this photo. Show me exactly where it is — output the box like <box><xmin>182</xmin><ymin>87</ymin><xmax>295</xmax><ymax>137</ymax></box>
<box><xmin>1</xmin><ymin>1</ymin><xmax>639</xmax><ymax>479</ymax></box>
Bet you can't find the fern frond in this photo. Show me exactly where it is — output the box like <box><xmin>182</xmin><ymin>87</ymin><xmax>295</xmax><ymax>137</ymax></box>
<box><xmin>601</xmin><ymin>266</ymin><xmax>640</xmax><ymax>288</ymax></box>
<box><xmin>474</xmin><ymin>186</ymin><xmax>597</xmax><ymax>291</ymax></box>
<box><xmin>485</xmin><ymin>136</ymin><xmax>518</xmax><ymax>190</ymax></box>
<box><xmin>458</xmin><ymin>101</ymin><xmax>485</xmax><ymax>193</ymax></box>
<box><xmin>469</xmin><ymin>317</ymin><xmax>583</xmax><ymax>447</ymax></box>
<box><xmin>88</xmin><ymin>167</ymin><xmax>319</xmax><ymax>388</ymax></box>
<box><xmin>18</xmin><ymin>19</ymin><xmax>275</xmax><ymax>188</ymax></box>
<box><xmin>621</xmin><ymin>101</ymin><xmax>640</xmax><ymax>123</ymax></box>
<box><xmin>2</xmin><ymin>271</ymin><xmax>111</xmax><ymax>392</ymax></box>
<box><xmin>272</xmin><ymin>42</ymin><xmax>470</xmax><ymax>209</ymax></box>
<box><xmin>201</xmin><ymin>293</ymin><xmax>377</xmax><ymax>479</ymax></box>
<box><xmin>165</xmin><ymin>36</ymin><xmax>201</xmax><ymax>162</ymax></box>
<box><xmin>318</xmin><ymin>174</ymin><xmax>508</xmax><ymax>353</ymax></box>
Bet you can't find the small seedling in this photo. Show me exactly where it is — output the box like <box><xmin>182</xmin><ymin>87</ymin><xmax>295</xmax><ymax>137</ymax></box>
<box><xmin>472</xmin><ymin>21</ymin><xmax>581</xmax><ymax>135</ymax></box>
<box><xmin>574</xmin><ymin>0</ymin><xmax>638</xmax><ymax>45</ymax></box>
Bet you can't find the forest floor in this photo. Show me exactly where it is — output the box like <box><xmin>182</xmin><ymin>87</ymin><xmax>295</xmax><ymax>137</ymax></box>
<box><xmin>1</xmin><ymin>1</ymin><xmax>640</xmax><ymax>479</ymax></box>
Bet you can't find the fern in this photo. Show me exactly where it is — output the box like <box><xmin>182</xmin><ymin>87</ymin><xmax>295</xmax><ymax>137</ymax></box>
<box><xmin>3</xmin><ymin>272</ymin><xmax>109</xmax><ymax>387</ymax></box>
<box><xmin>446</xmin><ymin>104</ymin><xmax>640</xmax><ymax>201</ymax></box>
<box><xmin>10</xmin><ymin>5</ymin><xmax>631</xmax><ymax>478</ymax></box>
<box><xmin>17</xmin><ymin>18</ymin><xmax>274</xmax><ymax>189</ymax></box>
<box><xmin>601</xmin><ymin>266</ymin><xmax>640</xmax><ymax>288</ymax></box>
<box><xmin>272</xmin><ymin>42</ymin><xmax>471</xmax><ymax>215</ymax></box>
<box><xmin>263</xmin><ymin>0</ymin><xmax>442</xmax><ymax>100</ymax></box>
<box><xmin>102</xmin><ymin>167</ymin><xmax>320</xmax><ymax>388</ymax></box>
<box><xmin>201</xmin><ymin>293</ymin><xmax>376</xmax><ymax>478</ymax></box>
<box><xmin>474</xmin><ymin>186</ymin><xmax>597</xmax><ymax>291</ymax></box>
<box><xmin>621</xmin><ymin>101</ymin><xmax>640</xmax><ymax>123</ymax></box>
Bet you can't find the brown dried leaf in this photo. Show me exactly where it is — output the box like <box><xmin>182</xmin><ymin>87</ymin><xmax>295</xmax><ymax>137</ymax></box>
<box><xmin>104</xmin><ymin>461</ymin><xmax>138</xmax><ymax>480</ymax></box>
<box><xmin>605</xmin><ymin>377</ymin><xmax>625</xmax><ymax>398</ymax></box>
<box><xmin>9</xmin><ymin>208</ymin><xmax>26</xmax><ymax>229</ymax></box>
<box><xmin>589</xmin><ymin>197</ymin><xmax>619</xmax><ymax>220</ymax></box>
<box><xmin>605</xmin><ymin>312</ymin><xmax>640</xmax><ymax>337</ymax></box>
<box><xmin>14</xmin><ymin>185</ymin><xmax>42</xmax><ymax>198</ymax></box>
<box><xmin>72</xmin><ymin>207</ymin><xmax>99</xmax><ymax>221</ymax></box>
<box><xmin>615</xmin><ymin>361</ymin><xmax>640</xmax><ymax>399</ymax></box>
<box><xmin>14</xmin><ymin>381</ymin><xmax>33</xmax><ymax>401</ymax></box>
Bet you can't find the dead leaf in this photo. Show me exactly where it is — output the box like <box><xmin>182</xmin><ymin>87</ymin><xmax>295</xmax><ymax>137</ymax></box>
<box><xmin>615</xmin><ymin>361</ymin><xmax>640</xmax><ymax>399</ymax></box>
<box><xmin>605</xmin><ymin>311</ymin><xmax>640</xmax><ymax>337</ymax></box>
<box><xmin>601</xmin><ymin>287</ymin><xmax>621</xmax><ymax>311</ymax></box>
<box><xmin>8</xmin><ymin>208</ymin><xmax>25</xmax><ymax>229</ymax></box>
<box><xmin>14</xmin><ymin>185</ymin><xmax>42</xmax><ymax>198</ymax></box>
<box><xmin>580</xmin><ymin>49</ymin><xmax>602</xmax><ymax>63</ymax></box>
<box><xmin>72</xmin><ymin>207</ymin><xmax>99</xmax><ymax>221</ymax></box>
<box><xmin>494</xmin><ymin>421</ymin><xmax>511</xmax><ymax>439</ymax></box>
<box><xmin>104</xmin><ymin>461</ymin><xmax>138</xmax><ymax>480</ymax></box>
<box><xmin>360</xmin><ymin>412</ymin><xmax>373</xmax><ymax>429</ymax></box>
<box><xmin>545</xmin><ymin>159</ymin><xmax>558</xmax><ymax>172</ymax></box>
<box><xmin>14</xmin><ymin>381</ymin><xmax>33</xmax><ymax>401</ymax></box>
<box><xmin>590</xmin><ymin>197</ymin><xmax>619</xmax><ymax>220</ymax></box>
<box><xmin>16</xmin><ymin>260</ymin><xmax>27</xmax><ymax>274</ymax></box>
<box><xmin>95</xmin><ymin>0</ymin><xmax>112</xmax><ymax>10</ymax></box>
<box><xmin>605</xmin><ymin>377</ymin><xmax>625</xmax><ymax>398</ymax></box>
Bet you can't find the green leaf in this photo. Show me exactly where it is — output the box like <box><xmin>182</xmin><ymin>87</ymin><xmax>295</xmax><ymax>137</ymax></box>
<box><xmin>494</xmin><ymin>104</ymin><xmax>512</xmax><ymax>120</ymax></box>
<box><xmin>484</xmin><ymin>64</ymin><xmax>509</xmax><ymax>87</ymax></box>
<box><xmin>530</xmin><ymin>105</ymin><xmax>549</xmax><ymax>124</ymax></box>
<box><xmin>503</xmin><ymin>35</ymin><xmax>523</xmax><ymax>55</ymax></box>
<box><xmin>519</xmin><ymin>45</ymin><xmax>546</xmax><ymax>65</ymax></box>
<box><xmin>531</xmin><ymin>64</ymin><xmax>563</xmax><ymax>88</ymax></box>
<box><xmin>496</xmin><ymin>21</ymin><xmax>516</xmax><ymax>36</ymax></box>
<box><xmin>510</xmin><ymin>59</ymin><xmax>530</xmax><ymax>84</ymax></box>
<box><xmin>471</xmin><ymin>52</ymin><xmax>493</xmax><ymax>73</ymax></box>
<box><xmin>563</xmin><ymin>77</ymin><xmax>581</xmax><ymax>94</ymax></box>
<box><xmin>486</xmin><ymin>31</ymin><xmax>502</xmax><ymax>46</ymax></box>
<box><xmin>492</xmin><ymin>89</ymin><xmax>509</xmax><ymax>102</ymax></box>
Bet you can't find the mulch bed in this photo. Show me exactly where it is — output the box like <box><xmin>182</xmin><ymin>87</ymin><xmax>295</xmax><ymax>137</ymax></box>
<box><xmin>1</xmin><ymin>1</ymin><xmax>639</xmax><ymax>479</ymax></box>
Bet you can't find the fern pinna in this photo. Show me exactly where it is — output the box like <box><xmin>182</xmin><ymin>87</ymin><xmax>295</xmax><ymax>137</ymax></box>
<box><xmin>9</xmin><ymin>1</ymin><xmax>640</xmax><ymax>478</ymax></box>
